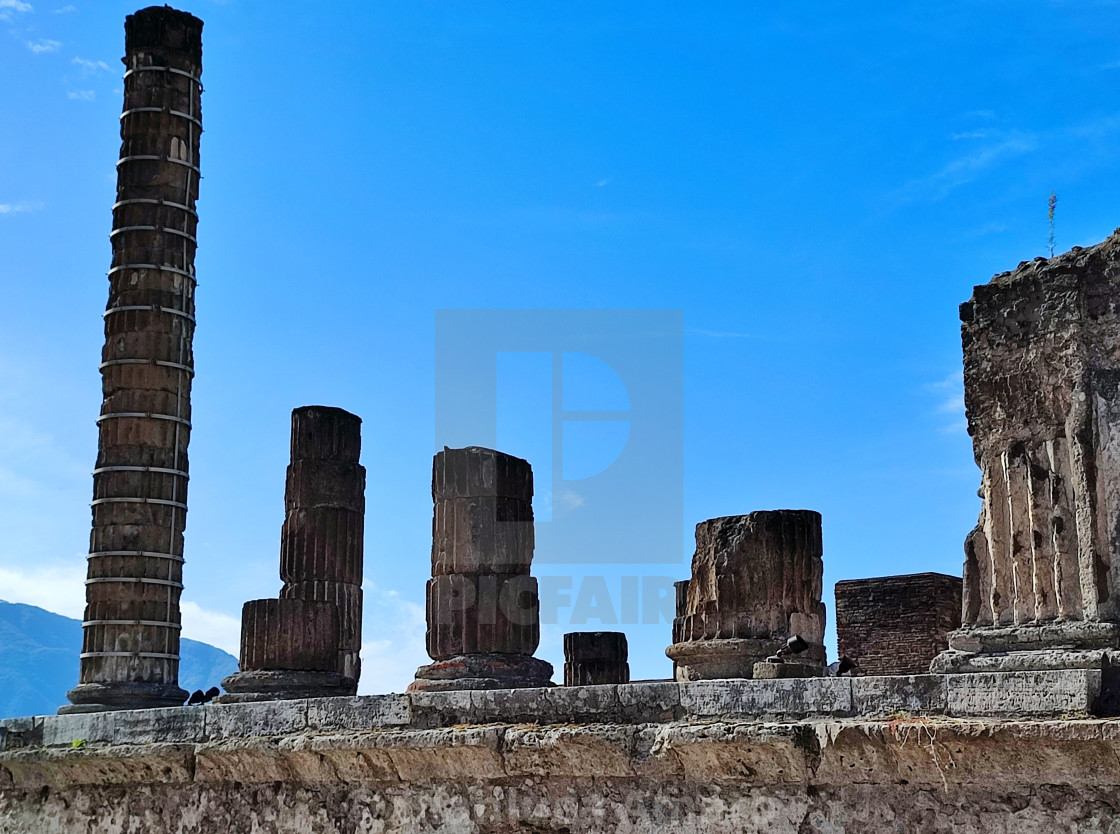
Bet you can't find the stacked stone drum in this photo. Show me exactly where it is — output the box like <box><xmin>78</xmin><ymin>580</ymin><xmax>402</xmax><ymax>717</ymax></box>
<box><xmin>410</xmin><ymin>447</ymin><xmax>553</xmax><ymax>690</ymax></box>
<box><xmin>65</xmin><ymin>6</ymin><xmax>203</xmax><ymax>713</ymax></box>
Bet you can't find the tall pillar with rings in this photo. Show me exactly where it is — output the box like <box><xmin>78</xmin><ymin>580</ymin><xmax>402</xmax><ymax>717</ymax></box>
<box><xmin>64</xmin><ymin>6</ymin><xmax>203</xmax><ymax>713</ymax></box>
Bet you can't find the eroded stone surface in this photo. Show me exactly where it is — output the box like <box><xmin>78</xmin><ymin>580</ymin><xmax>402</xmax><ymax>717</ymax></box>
<box><xmin>667</xmin><ymin>511</ymin><xmax>826</xmax><ymax>680</ymax></box>
<box><xmin>943</xmin><ymin>234</ymin><xmax>1120</xmax><ymax>672</ymax></box>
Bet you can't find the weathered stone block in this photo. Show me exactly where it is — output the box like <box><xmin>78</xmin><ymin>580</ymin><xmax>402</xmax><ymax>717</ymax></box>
<box><xmin>564</xmin><ymin>631</ymin><xmax>629</xmax><ymax>686</ymax></box>
<box><xmin>851</xmin><ymin>674</ymin><xmax>947</xmax><ymax>716</ymax></box>
<box><xmin>238</xmin><ymin>598</ymin><xmax>339</xmax><ymax>673</ymax></box>
<box><xmin>290</xmin><ymin>406</ymin><xmax>361</xmax><ymax>463</ymax></box>
<box><xmin>680</xmin><ymin>678</ymin><xmax>853</xmax><ymax>719</ymax></box>
<box><xmin>425</xmin><ymin>573</ymin><xmax>540</xmax><ymax>659</ymax></box>
<box><xmin>203</xmin><ymin>698</ymin><xmax>308</xmax><ymax>740</ymax></box>
<box><xmin>667</xmin><ymin>510</ymin><xmax>827</xmax><ymax>680</ymax></box>
<box><xmin>946</xmin><ymin>670</ymin><xmax>1102</xmax><ymax>717</ymax></box>
<box><xmin>305</xmin><ymin>695</ymin><xmax>412</xmax><ymax>731</ymax></box>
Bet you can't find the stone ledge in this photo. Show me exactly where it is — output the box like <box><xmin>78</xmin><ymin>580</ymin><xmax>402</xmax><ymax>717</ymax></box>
<box><xmin>7</xmin><ymin>718</ymin><xmax>1120</xmax><ymax>791</ymax></box>
<box><xmin>2</xmin><ymin>672</ymin><xmax>1107</xmax><ymax>752</ymax></box>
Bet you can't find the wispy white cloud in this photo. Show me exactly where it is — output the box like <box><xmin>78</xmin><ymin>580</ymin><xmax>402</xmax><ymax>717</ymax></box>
<box><xmin>53</xmin><ymin>4</ymin><xmax>76</xmax><ymax>12</ymax></box>
<box><xmin>67</xmin><ymin>89</ymin><xmax>94</xmax><ymax>101</ymax></box>
<box><xmin>687</xmin><ymin>326</ymin><xmax>763</xmax><ymax>339</ymax></box>
<box><xmin>596</xmin><ymin>178</ymin><xmax>611</xmax><ymax>187</ymax></box>
<box><xmin>72</xmin><ymin>56</ymin><xmax>109</xmax><ymax>73</ymax></box>
<box><xmin>952</xmin><ymin>129</ymin><xmax>999</xmax><ymax>140</ymax></box>
<box><xmin>27</xmin><ymin>39</ymin><xmax>61</xmax><ymax>54</ymax></box>
<box><xmin>895</xmin><ymin>132</ymin><xmax>1037</xmax><ymax>202</ymax></box>
<box><xmin>0</xmin><ymin>0</ymin><xmax>32</xmax><ymax>22</ymax></box>
<box><xmin>0</xmin><ymin>201</ymin><xmax>42</xmax><ymax>215</ymax></box>
<box><xmin>180</xmin><ymin>601</ymin><xmax>241</xmax><ymax>657</ymax></box>
<box><xmin>925</xmin><ymin>371</ymin><xmax>967</xmax><ymax>434</ymax></box>
<box><xmin>357</xmin><ymin>584</ymin><xmax>425</xmax><ymax>695</ymax></box>
<box><xmin>0</xmin><ymin>563</ymin><xmax>87</xmax><ymax>620</ymax></box>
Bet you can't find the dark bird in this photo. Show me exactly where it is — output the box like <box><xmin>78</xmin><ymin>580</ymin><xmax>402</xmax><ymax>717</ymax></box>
<box><xmin>827</xmin><ymin>656</ymin><xmax>857</xmax><ymax>677</ymax></box>
<box><xmin>202</xmin><ymin>686</ymin><xmax>220</xmax><ymax>703</ymax></box>
<box><xmin>186</xmin><ymin>689</ymin><xmax>205</xmax><ymax>706</ymax></box>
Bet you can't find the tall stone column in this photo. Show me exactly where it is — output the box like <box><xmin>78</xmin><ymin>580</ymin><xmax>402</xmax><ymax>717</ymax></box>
<box><xmin>933</xmin><ymin>233</ymin><xmax>1120</xmax><ymax>673</ymax></box>
<box><xmin>410</xmin><ymin>447</ymin><xmax>553</xmax><ymax>691</ymax></box>
<box><xmin>221</xmin><ymin>406</ymin><xmax>365</xmax><ymax>701</ymax></box>
<box><xmin>665</xmin><ymin>510</ymin><xmax>826</xmax><ymax>681</ymax></box>
<box><xmin>65</xmin><ymin>6</ymin><xmax>203</xmax><ymax>713</ymax></box>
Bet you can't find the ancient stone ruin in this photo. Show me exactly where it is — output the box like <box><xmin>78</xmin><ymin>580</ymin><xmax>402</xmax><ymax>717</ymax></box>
<box><xmin>410</xmin><ymin>446</ymin><xmax>553</xmax><ymax>691</ymax></box>
<box><xmin>63</xmin><ymin>6</ymin><xmax>204</xmax><ymax>714</ymax></box>
<box><xmin>666</xmin><ymin>510</ymin><xmax>826</xmax><ymax>680</ymax></box>
<box><xmin>221</xmin><ymin>406</ymin><xmax>365</xmax><ymax>701</ymax></box>
<box><xmin>933</xmin><ymin>232</ymin><xmax>1120</xmax><ymax>674</ymax></box>
<box><xmin>11</xmin><ymin>5</ymin><xmax>1120</xmax><ymax>831</ymax></box>
<box><xmin>835</xmin><ymin>572</ymin><xmax>961</xmax><ymax>675</ymax></box>
<box><xmin>563</xmin><ymin>631</ymin><xmax>629</xmax><ymax>686</ymax></box>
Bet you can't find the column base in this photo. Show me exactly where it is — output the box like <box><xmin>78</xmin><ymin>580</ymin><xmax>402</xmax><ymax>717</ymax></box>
<box><xmin>752</xmin><ymin>660</ymin><xmax>823</xmax><ymax>679</ymax></box>
<box><xmin>931</xmin><ymin>621</ymin><xmax>1120</xmax><ymax>674</ymax></box>
<box><xmin>408</xmin><ymin>653</ymin><xmax>554</xmax><ymax>691</ymax></box>
<box><xmin>60</xmin><ymin>682</ymin><xmax>189</xmax><ymax>714</ymax></box>
<box><xmin>666</xmin><ymin>638</ymin><xmax>826</xmax><ymax>682</ymax></box>
<box><xmin>215</xmin><ymin>669</ymin><xmax>357</xmax><ymax>703</ymax></box>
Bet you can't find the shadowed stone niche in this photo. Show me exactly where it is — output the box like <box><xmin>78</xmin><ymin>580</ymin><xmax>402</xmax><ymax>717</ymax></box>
<box><xmin>564</xmin><ymin>631</ymin><xmax>629</xmax><ymax>686</ymax></box>
<box><xmin>837</xmin><ymin>573</ymin><xmax>961</xmax><ymax>676</ymax></box>
<box><xmin>933</xmin><ymin>232</ymin><xmax>1120</xmax><ymax>675</ymax></box>
<box><xmin>409</xmin><ymin>447</ymin><xmax>553</xmax><ymax>691</ymax></box>
<box><xmin>220</xmin><ymin>406</ymin><xmax>365</xmax><ymax>701</ymax></box>
<box><xmin>666</xmin><ymin>510</ymin><xmax>826</xmax><ymax>680</ymax></box>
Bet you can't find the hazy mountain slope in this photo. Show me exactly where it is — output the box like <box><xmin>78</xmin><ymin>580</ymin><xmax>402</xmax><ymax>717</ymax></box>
<box><xmin>0</xmin><ymin>600</ymin><xmax>238</xmax><ymax>719</ymax></box>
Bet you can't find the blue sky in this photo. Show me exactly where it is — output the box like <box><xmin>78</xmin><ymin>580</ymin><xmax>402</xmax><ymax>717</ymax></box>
<box><xmin>2</xmin><ymin>0</ymin><xmax>1119</xmax><ymax>691</ymax></box>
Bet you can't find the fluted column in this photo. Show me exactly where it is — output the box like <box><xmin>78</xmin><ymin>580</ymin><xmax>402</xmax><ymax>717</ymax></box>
<box><xmin>410</xmin><ymin>447</ymin><xmax>553</xmax><ymax>691</ymax></box>
<box><xmin>666</xmin><ymin>510</ymin><xmax>826</xmax><ymax>680</ymax></box>
<box><xmin>221</xmin><ymin>406</ymin><xmax>365</xmax><ymax>702</ymax></box>
<box><xmin>934</xmin><ymin>233</ymin><xmax>1120</xmax><ymax>673</ymax></box>
<box><xmin>65</xmin><ymin>5</ymin><xmax>203</xmax><ymax>713</ymax></box>
<box><xmin>564</xmin><ymin>632</ymin><xmax>629</xmax><ymax>686</ymax></box>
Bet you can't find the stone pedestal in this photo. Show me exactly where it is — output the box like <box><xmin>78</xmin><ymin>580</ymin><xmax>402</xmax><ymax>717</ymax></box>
<box><xmin>410</xmin><ymin>447</ymin><xmax>553</xmax><ymax>691</ymax></box>
<box><xmin>933</xmin><ymin>234</ymin><xmax>1120</xmax><ymax>675</ymax></box>
<box><xmin>64</xmin><ymin>6</ymin><xmax>204</xmax><ymax>715</ymax></box>
<box><xmin>752</xmin><ymin>660</ymin><xmax>823</xmax><ymax>679</ymax></box>
<box><xmin>564</xmin><ymin>632</ymin><xmax>629</xmax><ymax>686</ymax></box>
<box><xmin>221</xmin><ymin>407</ymin><xmax>364</xmax><ymax>702</ymax></box>
<box><xmin>666</xmin><ymin>510</ymin><xmax>826</xmax><ymax>680</ymax></box>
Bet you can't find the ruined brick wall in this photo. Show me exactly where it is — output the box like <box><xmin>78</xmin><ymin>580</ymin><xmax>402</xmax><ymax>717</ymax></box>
<box><xmin>836</xmin><ymin>572</ymin><xmax>962</xmax><ymax>675</ymax></box>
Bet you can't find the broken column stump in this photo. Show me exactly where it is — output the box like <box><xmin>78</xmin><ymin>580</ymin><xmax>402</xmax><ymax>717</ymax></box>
<box><xmin>837</xmin><ymin>572</ymin><xmax>961</xmax><ymax>676</ymax></box>
<box><xmin>564</xmin><ymin>632</ymin><xmax>629</xmax><ymax>686</ymax></box>
<box><xmin>665</xmin><ymin>510</ymin><xmax>826</xmax><ymax>680</ymax></box>
<box><xmin>409</xmin><ymin>447</ymin><xmax>553</xmax><ymax>691</ymax></box>
<box><xmin>64</xmin><ymin>5</ymin><xmax>204</xmax><ymax>714</ymax></box>
<box><xmin>221</xmin><ymin>406</ymin><xmax>365</xmax><ymax>702</ymax></box>
<box><xmin>933</xmin><ymin>232</ymin><xmax>1120</xmax><ymax>675</ymax></box>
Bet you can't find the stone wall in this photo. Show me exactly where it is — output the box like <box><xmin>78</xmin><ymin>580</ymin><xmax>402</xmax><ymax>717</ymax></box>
<box><xmin>836</xmin><ymin>572</ymin><xmax>962</xmax><ymax>675</ymax></box>
<box><xmin>2</xmin><ymin>675</ymin><xmax>1120</xmax><ymax>833</ymax></box>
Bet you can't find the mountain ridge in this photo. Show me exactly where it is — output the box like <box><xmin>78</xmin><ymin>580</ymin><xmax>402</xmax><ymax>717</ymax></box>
<box><xmin>0</xmin><ymin>599</ymin><xmax>238</xmax><ymax>719</ymax></box>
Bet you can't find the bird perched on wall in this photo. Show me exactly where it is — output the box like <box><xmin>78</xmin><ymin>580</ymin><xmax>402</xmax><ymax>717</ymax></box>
<box><xmin>185</xmin><ymin>686</ymin><xmax>222</xmax><ymax>705</ymax></box>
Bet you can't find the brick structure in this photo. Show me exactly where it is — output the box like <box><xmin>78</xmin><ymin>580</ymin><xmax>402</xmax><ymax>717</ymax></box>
<box><xmin>410</xmin><ymin>447</ymin><xmax>553</xmax><ymax>691</ymax></box>
<box><xmin>934</xmin><ymin>233</ymin><xmax>1120</xmax><ymax>673</ymax></box>
<box><xmin>666</xmin><ymin>510</ymin><xmax>826</xmax><ymax>680</ymax></box>
<box><xmin>835</xmin><ymin>573</ymin><xmax>961</xmax><ymax>676</ymax></box>
<box><xmin>220</xmin><ymin>406</ymin><xmax>364</xmax><ymax>702</ymax></box>
<box><xmin>564</xmin><ymin>631</ymin><xmax>629</xmax><ymax>686</ymax></box>
<box><xmin>64</xmin><ymin>6</ymin><xmax>203</xmax><ymax>713</ymax></box>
